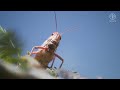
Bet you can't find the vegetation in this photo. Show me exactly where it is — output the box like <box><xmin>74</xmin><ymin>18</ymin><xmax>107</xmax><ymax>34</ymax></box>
<box><xmin>0</xmin><ymin>26</ymin><xmax>27</xmax><ymax>70</ymax></box>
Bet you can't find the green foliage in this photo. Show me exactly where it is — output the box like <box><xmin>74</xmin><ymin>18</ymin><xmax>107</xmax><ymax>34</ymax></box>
<box><xmin>0</xmin><ymin>26</ymin><xmax>22</xmax><ymax>58</ymax></box>
<box><xmin>0</xmin><ymin>26</ymin><xmax>27</xmax><ymax>70</ymax></box>
<box><xmin>46</xmin><ymin>68</ymin><xmax>58</xmax><ymax>77</ymax></box>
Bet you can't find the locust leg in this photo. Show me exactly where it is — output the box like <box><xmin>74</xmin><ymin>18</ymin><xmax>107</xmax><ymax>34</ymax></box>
<box><xmin>50</xmin><ymin>56</ymin><xmax>56</xmax><ymax>68</ymax></box>
<box><xmin>54</xmin><ymin>53</ymin><xmax>64</xmax><ymax>69</ymax></box>
<box><xmin>30</xmin><ymin>46</ymin><xmax>48</xmax><ymax>56</ymax></box>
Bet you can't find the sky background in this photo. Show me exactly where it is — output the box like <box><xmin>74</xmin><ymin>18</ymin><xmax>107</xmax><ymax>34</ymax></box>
<box><xmin>0</xmin><ymin>11</ymin><xmax>120</xmax><ymax>79</ymax></box>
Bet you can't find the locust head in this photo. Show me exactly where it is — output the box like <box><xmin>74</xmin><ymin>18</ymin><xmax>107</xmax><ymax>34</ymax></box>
<box><xmin>47</xmin><ymin>32</ymin><xmax>61</xmax><ymax>52</ymax></box>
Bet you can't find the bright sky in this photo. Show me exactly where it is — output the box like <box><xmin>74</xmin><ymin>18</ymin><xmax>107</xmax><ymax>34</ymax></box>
<box><xmin>0</xmin><ymin>11</ymin><xmax>120</xmax><ymax>79</ymax></box>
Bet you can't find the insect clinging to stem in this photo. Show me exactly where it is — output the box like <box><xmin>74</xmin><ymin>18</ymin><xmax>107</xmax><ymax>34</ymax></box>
<box><xmin>29</xmin><ymin>11</ymin><xmax>78</xmax><ymax>69</ymax></box>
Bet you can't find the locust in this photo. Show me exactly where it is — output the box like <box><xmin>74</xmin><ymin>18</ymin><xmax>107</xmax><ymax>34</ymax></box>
<box><xmin>29</xmin><ymin>12</ymin><xmax>78</xmax><ymax>69</ymax></box>
<box><xmin>29</xmin><ymin>32</ymin><xmax>64</xmax><ymax>69</ymax></box>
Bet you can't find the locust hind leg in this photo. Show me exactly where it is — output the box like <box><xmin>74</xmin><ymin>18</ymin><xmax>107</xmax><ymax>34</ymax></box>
<box><xmin>54</xmin><ymin>53</ymin><xmax>64</xmax><ymax>69</ymax></box>
<box><xmin>49</xmin><ymin>53</ymin><xmax>64</xmax><ymax>69</ymax></box>
<box><xmin>50</xmin><ymin>56</ymin><xmax>56</xmax><ymax>68</ymax></box>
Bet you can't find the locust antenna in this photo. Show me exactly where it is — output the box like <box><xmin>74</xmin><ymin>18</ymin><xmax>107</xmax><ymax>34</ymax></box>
<box><xmin>54</xmin><ymin>11</ymin><xmax>58</xmax><ymax>32</ymax></box>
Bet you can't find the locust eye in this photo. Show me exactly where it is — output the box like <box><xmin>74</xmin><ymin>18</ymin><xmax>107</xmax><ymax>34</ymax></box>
<box><xmin>52</xmin><ymin>33</ymin><xmax>54</xmax><ymax>35</ymax></box>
